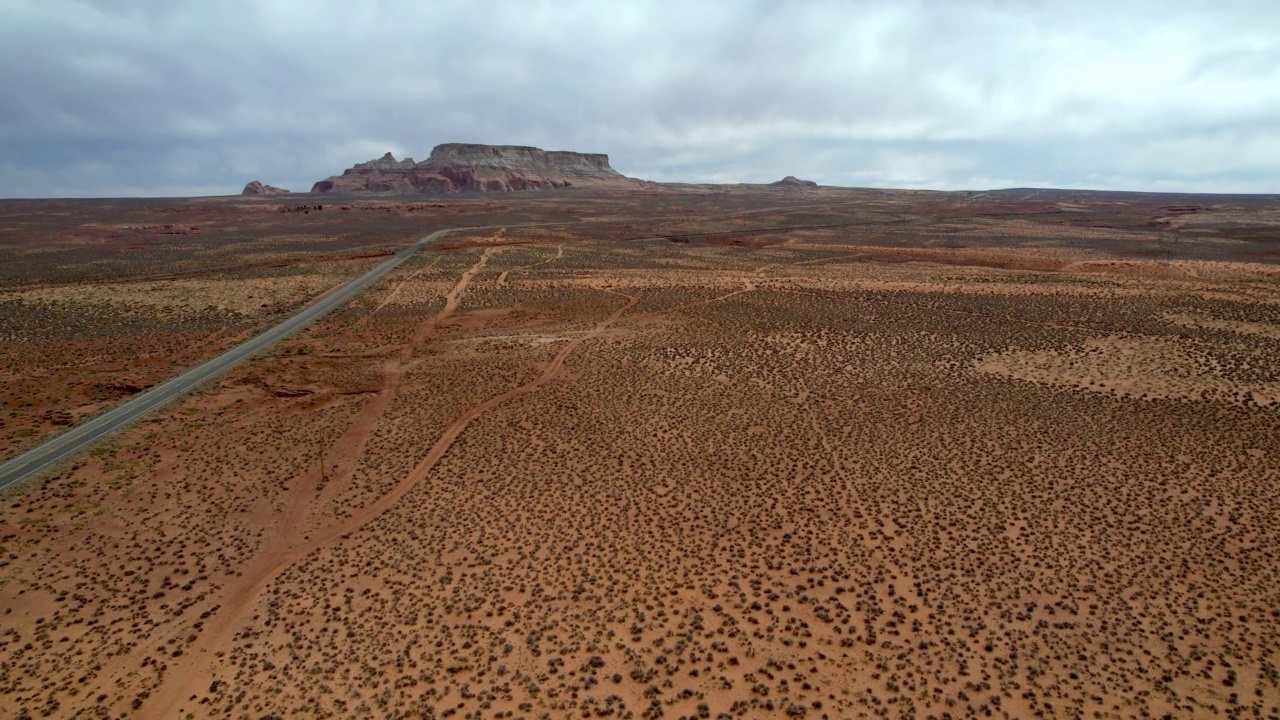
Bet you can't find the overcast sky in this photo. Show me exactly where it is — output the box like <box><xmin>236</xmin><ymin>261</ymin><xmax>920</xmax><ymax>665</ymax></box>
<box><xmin>1</xmin><ymin>0</ymin><xmax>1277</xmax><ymax>197</ymax></box>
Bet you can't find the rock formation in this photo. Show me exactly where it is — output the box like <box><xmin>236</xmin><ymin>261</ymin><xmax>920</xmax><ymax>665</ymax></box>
<box><xmin>771</xmin><ymin>176</ymin><xmax>818</xmax><ymax>188</ymax></box>
<box><xmin>311</xmin><ymin>144</ymin><xmax>635</xmax><ymax>194</ymax></box>
<box><xmin>242</xmin><ymin>180</ymin><xmax>290</xmax><ymax>195</ymax></box>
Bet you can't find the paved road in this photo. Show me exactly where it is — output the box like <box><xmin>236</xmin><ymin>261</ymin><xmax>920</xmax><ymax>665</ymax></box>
<box><xmin>0</xmin><ymin>227</ymin><xmax>463</xmax><ymax>491</ymax></box>
<box><xmin>0</xmin><ymin>199</ymin><xmax>871</xmax><ymax>492</ymax></box>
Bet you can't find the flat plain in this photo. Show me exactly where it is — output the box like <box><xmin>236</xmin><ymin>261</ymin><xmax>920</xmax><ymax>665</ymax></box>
<box><xmin>0</xmin><ymin>186</ymin><xmax>1278</xmax><ymax>720</ymax></box>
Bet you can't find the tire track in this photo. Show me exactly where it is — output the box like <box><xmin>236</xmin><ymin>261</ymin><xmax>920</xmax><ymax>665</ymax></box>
<box><xmin>497</xmin><ymin>243</ymin><xmax>564</xmax><ymax>286</ymax></box>
<box><xmin>356</xmin><ymin>255</ymin><xmax>442</xmax><ymax>326</ymax></box>
<box><xmin>144</xmin><ymin>275</ymin><xmax>633</xmax><ymax>720</ymax></box>
<box><xmin>142</xmin><ymin>247</ymin><xmax>497</xmax><ymax>719</ymax></box>
<box><xmin>407</xmin><ymin>247</ymin><xmax>495</xmax><ymax>357</ymax></box>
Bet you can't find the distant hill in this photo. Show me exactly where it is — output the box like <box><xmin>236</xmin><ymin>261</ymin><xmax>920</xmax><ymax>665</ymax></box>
<box><xmin>771</xmin><ymin>176</ymin><xmax>818</xmax><ymax>188</ymax></box>
<box><xmin>242</xmin><ymin>180</ymin><xmax>289</xmax><ymax>195</ymax></box>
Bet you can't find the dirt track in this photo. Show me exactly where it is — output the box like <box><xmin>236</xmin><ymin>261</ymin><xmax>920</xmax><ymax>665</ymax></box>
<box><xmin>145</xmin><ymin>253</ymin><xmax>638</xmax><ymax>719</ymax></box>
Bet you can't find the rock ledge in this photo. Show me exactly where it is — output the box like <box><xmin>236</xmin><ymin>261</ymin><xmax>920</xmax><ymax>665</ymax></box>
<box><xmin>311</xmin><ymin>144</ymin><xmax>635</xmax><ymax>194</ymax></box>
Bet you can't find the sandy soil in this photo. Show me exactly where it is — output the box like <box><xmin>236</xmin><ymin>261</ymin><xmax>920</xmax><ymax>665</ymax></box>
<box><xmin>0</xmin><ymin>187</ymin><xmax>1278</xmax><ymax>720</ymax></box>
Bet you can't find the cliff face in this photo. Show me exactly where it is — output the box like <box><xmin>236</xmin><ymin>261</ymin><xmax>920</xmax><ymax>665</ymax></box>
<box><xmin>311</xmin><ymin>144</ymin><xmax>633</xmax><ymax>194</ymax></box>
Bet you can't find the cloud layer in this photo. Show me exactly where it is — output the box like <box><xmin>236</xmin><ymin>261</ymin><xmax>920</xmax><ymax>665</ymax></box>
<box><xmin>2</xmin><ymin>0</ymin><xmax>1276</xmax><ymax>196</ymax></box>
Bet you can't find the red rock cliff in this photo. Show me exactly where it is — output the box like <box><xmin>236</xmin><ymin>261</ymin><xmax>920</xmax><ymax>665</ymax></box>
<box><xmin>311</xmin><ymin>144</ymin><xmax>634</xmax><ymax>194</ymax></box>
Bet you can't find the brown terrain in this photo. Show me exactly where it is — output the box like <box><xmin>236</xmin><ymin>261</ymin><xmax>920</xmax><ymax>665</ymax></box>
<box><xmin>0</xmin><ymin>184</ymin><xmax>1278</xmax><ymax>720</ymax></box>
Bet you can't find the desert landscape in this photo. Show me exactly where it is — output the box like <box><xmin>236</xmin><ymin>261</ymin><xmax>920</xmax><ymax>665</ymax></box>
<box><xmin>1</xmin><ymin>183</ymin><xmax>1278</xmax><ymax>720</ymax></box>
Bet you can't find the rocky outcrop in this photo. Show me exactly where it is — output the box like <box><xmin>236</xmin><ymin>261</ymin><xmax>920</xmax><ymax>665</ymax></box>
<box><xmin>242</xmin><ymin>180</ymin><xmax>290</xmax><ymax>195</ymax></box>
<box><xmin>771</xmin><ymin>176</ymin><xmax>818</xmax><ymax>188</ymax></box>
<box><xmin>352</xmin><ymin>152</ymin><xmax>417</xmax><ymax>172</ymax></box>
<box><xmin>311</xmin><ymin>144</ymin><xmax>635</xmax><ymax>194</ymax></box>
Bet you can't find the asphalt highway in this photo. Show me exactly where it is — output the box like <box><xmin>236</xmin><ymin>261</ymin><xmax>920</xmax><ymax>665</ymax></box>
<box><xmin>0</xmin><ymin>227</ymin><xmax>461</xmax><ymax>491</ymax></box>
<box><xmin>0</xmin><ymin>199</ymin><xmax>866</xmax><ymax>492</ymax></box>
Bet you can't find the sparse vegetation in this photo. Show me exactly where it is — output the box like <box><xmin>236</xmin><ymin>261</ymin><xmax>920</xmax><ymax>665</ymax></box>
<box><xmin>1</xmin><ymin>188</ymin><xmax>1278</xmax><ymax>719</ymax></box>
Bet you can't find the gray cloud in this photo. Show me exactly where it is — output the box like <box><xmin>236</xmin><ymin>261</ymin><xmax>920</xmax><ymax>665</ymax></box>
<box><xmin>1</xmin><ymin>0</ymin><xmax>1276</xmax><ymax>196</ymax></box>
